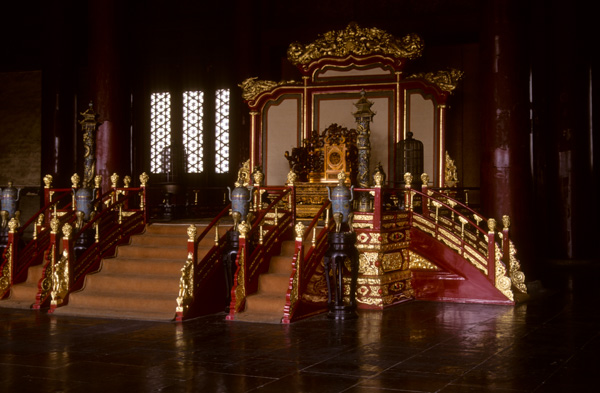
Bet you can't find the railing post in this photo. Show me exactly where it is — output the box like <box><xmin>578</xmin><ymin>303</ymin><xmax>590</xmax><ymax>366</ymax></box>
<box><xmin>43</xmin><ymin>174</ymin><xmax>53</xmax><ymax>208</ymax></box>
<box><xmin>283</xmin><ymin>221</ymin><xmax>305</xmax><ymax>323</ymax></box>
<box><xmin>421</xmin><ymin>173</ymin><xmax>430</xmax><ymax>217</ymax></box>
<box><xmin>0</xmin><ymin>219</ymin><xmax>19</xmax><ymax>299</ymax></box>
<box><xmin>176</xmin><ymin>225</ymin><xmax>197</xmax><ymax>321</ymax></box>
<box><xmin>50</xmin><ymin>222</ymin><xmax>73</xmax><ymax>312</ymax></box>
<box><xmin>487</xmin><ymin>218</ymin><xmax>497</xmax><ymax>282</ymax></box>
<box><xmin>226</xmin><ymin>221</ymin><xmax>250</xmax><ymax>320</ymax></box>
<box><xmin>139</xmin><ymin>172</ymin><xmax>149</xmax><ymax>225</ymax></box>
<box><xmin>403</xmin><ymin>173</ymin><xmax>413</xmax><ymax>211</ymax></box>
<box><xmin>502</xmin><ymin>215</ymin><xmax>510</xmax><ymax>266</ymax></box>
<box><xmin>287</xmin><ymin>170</ymin><xmax>297</xmax><ymax>226</ymax></box>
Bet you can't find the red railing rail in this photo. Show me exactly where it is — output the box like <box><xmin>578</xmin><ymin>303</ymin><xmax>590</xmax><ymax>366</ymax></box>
<box><xmin>226</xmin><ymin>186</ymin><xmax>293</xmax><ymax>320</ymax></box>
<box><xmin>46</xmin><ymin>177</ymin><xmax>149</xmax><ymax>312</ymax></box>
<box><xmin>175</xmin><ymin>203</ymin><xmax>233</xmax><ymax>321</ymax></box>
<box><xmin>282</xmin><ymin>200</ymin><xmax>333</xmax><ymax>323</ymax></box>
<box><xmin>0</xmin><ymin>190</ymin><xmax>74</xmax><ymax>300</ymax></box>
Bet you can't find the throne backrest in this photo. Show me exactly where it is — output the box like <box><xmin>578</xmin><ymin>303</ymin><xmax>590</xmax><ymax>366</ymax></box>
<box><xmin>285</xmin><ymin>123</ymin><xmax>357</xmax><ymax>184</ymax></box>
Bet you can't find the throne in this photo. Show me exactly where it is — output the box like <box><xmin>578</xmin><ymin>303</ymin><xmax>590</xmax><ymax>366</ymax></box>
<box><xmin>285</xmin><ymin>123</ymin><xmax>358</xmax><ymax>217</ymax></box>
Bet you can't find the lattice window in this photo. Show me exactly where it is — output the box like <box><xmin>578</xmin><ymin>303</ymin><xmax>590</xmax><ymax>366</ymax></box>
<box><xmin>215</xmin><ymin>88</ymin><xmax>230</xmax><ymax>174</ymax></box>
<box><xmin>183</xmin><ymin>90</ymin><xmax>204</xmax><ymax>173</ymax></box>
<box><xmin>150</xmin><ymin>92</ymin><xmax>172</xmax><ymax>174</ymax></box>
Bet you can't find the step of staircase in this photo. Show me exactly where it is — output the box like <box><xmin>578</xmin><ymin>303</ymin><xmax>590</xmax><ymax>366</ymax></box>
<box><xmin>0</xmin><ymin>263</ymin><xmax>45</xmax><ymax>309</ymax></box>
<box><xmin>234</xmin><ymin>240</ymin><xmax>297</xmax><ymax>324</ymax></box>
<box><xmin>51</xmin><ymin>223</ymin><xmax>218</xmax><ymax>321</ymax></box>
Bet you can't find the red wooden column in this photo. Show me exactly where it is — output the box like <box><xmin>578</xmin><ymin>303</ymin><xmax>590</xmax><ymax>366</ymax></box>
<box><xmin>479</xmin><ymin>0</ymin><xmax>534</xmax><ymax>275</ymax></box>
<box><xmin>531</xmin><ymin>0</ymin><xmax>594</xmax><ymax>260</ymax></box>
<box><xmin>40</xmin><ymin>0</ymin><xmax>78</xmax><ymax>188</ymax></box>
<box><xmin>88</xmin><ymin>0</ymin><xmax>131</xmax><ymax>192</ymax></box>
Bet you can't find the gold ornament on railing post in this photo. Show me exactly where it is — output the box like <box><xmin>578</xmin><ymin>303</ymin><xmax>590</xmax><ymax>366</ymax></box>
<box><xmin>43</xmin><ymin>174</ymin><xmax>53</xmax><ymax>189</ymax></box>
<box><xmin>8</xmin><ymin>218</ymin><xmax>18</xmax><ymax>233</ymax></box>
<box><xmin>458</xmin><ymin>216</ymin><xmax>468</xmax><ymax>239</ymax></box>
<box><xmin>139</xmin><ymin>172</ymin><xmax>149</xmax><ymax>211</ymax></box>
<box><xmin>214</xmin><ymin>221</ymin><xmax>220</xmax><ymax>246</ymax></box>
<box><xmin>187</xmin><ymin>224</ymin><xmax>197</xmax><ymax>242</ymax></box>
<box><xmin>44</xmin><ymin>174</ymin><xmax>54</xmax><ymax>204</ymax></box>
<box><xmin>33</xmin><ymin>213</ymin><xmax>44</xmax><ymax>240</ymax></box>
<box><xmin>71</xmin><ymin>173</ymin><xmax>80</xmax><ymax>189</ymax></box>
<box><xmin>295</xmin><ymin>221</ymin><xmax>305</xmax><ymax>241</ymax></box>
<box><xmin>286</xmin><ymin>170</ymin><xmax>297</xmax><ymax>186</ymax></box>
<box><xmin>403</xmin><ymin>172</ymin><xmax>413</xmax><ymax>211</ymax></box>
<box><xmin>238</xmin><ymin>221</ymin><xmax>251</xmax><ymax>238</ymax></box>
<box><xmin>486</xmin><ymin>218</ymin><xmax>497</xmax><ymax>281</ymax></box>
<box><xmin>110</xmin><ymin>173</ymin><xmax>119</xmax><ymax>188</ymax></box>
<box><xmin>94</xmin><ymin>175</ymin><xmax>102</xmax><ymax>202</ymax></box>
<box><xmin>51</xmin><ymin>222</ymin><xmax>72</xmax><ymax>309</ymax></box>
<box><xmin>71</xmin><ymin>173</ymin><xmax>80</xmax><ymax>211</ymax></box>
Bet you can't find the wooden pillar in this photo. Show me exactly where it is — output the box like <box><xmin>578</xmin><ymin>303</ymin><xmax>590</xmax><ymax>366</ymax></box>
<box><xmin>88</xmin><ymin>0</ymin><xmax>131</xmax><ymax>192</ymax></box>
<box><xmin>40</xmin><ymin>0</ymin><xmax>78</xmax><ymax>189</ymax></box>
<box><xmin>531</xmin><ymin>0</ymin><xmax>594</xmax><ymax>260</ymax></box>
<box><xmin>479</xmin><ymin>0</ymin><xmax>534</xmax><ymax>275</ymax></box>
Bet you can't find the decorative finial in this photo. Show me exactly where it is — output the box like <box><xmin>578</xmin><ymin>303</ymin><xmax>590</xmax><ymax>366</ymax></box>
<box><xmin>252</xmin><ymin>166</ymin><xmax>264</xmax><ymax>186</ymax></box>
<box><xmin>187</xmin><ymin>225</ymin><xmax>197</xmax><ymax>242</ymax></box>
<box><xmin>238</xmin><ymin>221</ymin><xmax>251</xmax><ymax>238</ymax></box>
<box><xmin>294</xmin><ymin>221</ymin><xmax>305</xmax><ymax>240</ymax></box>
<box><xmin>8</xmin><ymin>218</ymin><xmax>18</xmax><ymax>233</ymax></box>
<box><xmin>487</xmin><ymin>218</ymin><xmax>497</xmax><ymax>233</ymax></box>
<box><xmin>502</xmin><ymin>215</ymin><xmax>510</xmax><ymax>230</ymax></box>
<box><xmin>139</xmin><ymin>172</ymin><xmax>149</xmax><ymax>187</ymax></box>
<box><xmin>62</xmin><ymin>222</ymin><xmax>73</xmax><ymax>239</ymax></box>
<box><xmin>43</xmin><ymin>174</ymin><xmax>53</xmax><ymax>189</ymax></box>
<box><xmin>110</xmin><ymin>173</ymin><xmax>119</xmax><ymax>188</ymax></box>
<box><xmin>71</xmin><ymin>173</ymin><xmax>80</xmax><ymax>188</ymax></box>
<box><xmin>287</xmin><ymin>170</ymin><xmax>298</xmax><ymax>186</ymax></box>
<box><xmin>50</xmin><ymin>217</ymin><xmax>60</xmax><ymax>234</ymax></box>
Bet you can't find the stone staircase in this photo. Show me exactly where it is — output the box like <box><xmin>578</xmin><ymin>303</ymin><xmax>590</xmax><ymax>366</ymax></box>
<box><xmin>50</xmin><ymin>223</ymin><xmax>221</xmax><ymax>321</ymax></box>
<box><xmin>234</xmin><ymin>240</ymin><xmax>297</xmax><ymax>324</ymax></box>
<box><xmin>0</xmin><ymin>262</ymin><xmax>46</xmax><ymax>309</ymax></box>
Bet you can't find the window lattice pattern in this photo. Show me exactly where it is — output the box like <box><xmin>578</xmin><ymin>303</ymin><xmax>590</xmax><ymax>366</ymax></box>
<box><xmin>150</xmin><ymin>92</ymin><xmax>172</xmax><ymax>173</ymax></box>
<box><xmin>215</xmin><ymin>89</ymin><xmax>230</xmax><ymax>174</ymax></box>
<box><xmin>183</xmin><ymin>91</ymin><xmax>204</xmax><ymax>173</ymax></box>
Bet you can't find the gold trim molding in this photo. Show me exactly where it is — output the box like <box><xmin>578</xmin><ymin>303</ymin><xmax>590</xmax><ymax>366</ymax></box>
<box><xmin>407</xmin><ymin>69</ymin><xmax>464</xmax><ymax>93</ymax></box>
<box><xmin>239</xmin><ymin>77</ymin><xmax>300</xmax><ymax>102</ymax></box>
<box><xmin>287</xmin><ymin>23</ymin><xmax>424</xmax><ymax>66</ymax></box>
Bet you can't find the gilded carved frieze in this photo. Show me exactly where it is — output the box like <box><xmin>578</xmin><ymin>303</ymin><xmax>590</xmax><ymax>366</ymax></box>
<box><xmin>287</xmin><ymin>23</ymin><xmax>425</xmax><ymax>66</ymax></box>
<box><xmin>408</xmin><ymin>251</ymin><xmax>439</xmax><ymax>271</ymax></box>
<box><xmin>407</xmin><ymin>69</ymin><xmax>465</xmax><ymax>93</ymax></box>
<box><xmin>238</xmin><ymin>77</ymin><xmax>300</xmax><ymax>102</ymax></box>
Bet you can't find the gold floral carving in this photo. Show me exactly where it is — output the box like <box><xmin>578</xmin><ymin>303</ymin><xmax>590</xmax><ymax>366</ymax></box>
<box><xmin>0</xmin><ymin>246</ymin><xmax>12</xmax><ymax>294</ymax></box>
<box><xmin>50</xmin><ymin>250</ymin><xmax>69</xmax><ymax>307</ymax></box>
<box><xmin>358</xmin><ymin>252</ymin><xmax>382</xmax><ymax>275</ymax></box>
<box><xmin>407</xmin><ymin>69</ymin><xmax>464</xmax><ymax>93</ymax></box>
<box><xmin>234</xmin><ymin>251</ymin><xmax>246</xmax><ymax>312</ymax></box>
<box><xmin>508</xmin><ymin>240</ymin><xmax>528</xmax><ymax>294</ymax></box>
<box><xmin>187</xmin><ymin>225</ymin><xmax>197</xmax><ymax>242</ymax></box>
<box><xmin>382</xmin><ymin>252</ymin><xmax>404</xmax><ymax>272</ymax></box>
<box><xmin>239</xmin><ymin>77</ymin><xmax>300</xmax><ymax>102</ymax></box>
<box><xmin>494</xmin><ymin>244</ymin><xmax>514</xmax><ymax>301</ymax></box>
<box><xmin>176</xmin><ymin>254</ymin><xmax>194</xmax><ymax>314</ymax></box>
<box><xmin>408</xmin><ymin>252</ymin><xmax>439</xmax><ymax>271</ymax></box>
<box><xmin>287</xmin><ymin>23</ymin><xmax>424</xmax><ymax>66</ymax></box>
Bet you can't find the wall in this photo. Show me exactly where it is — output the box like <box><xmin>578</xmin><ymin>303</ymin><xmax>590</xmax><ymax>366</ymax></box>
<box><xmin>0</xmin><ymin>71</ymin><xmax>41</xmax><ymax>187</ymax></box>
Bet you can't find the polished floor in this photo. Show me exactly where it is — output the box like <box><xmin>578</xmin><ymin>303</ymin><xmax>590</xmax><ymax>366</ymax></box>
<box><xmin>1</xmin><ymin>261</ymin><xmax>599</xmax><ymax>393</ymax></box>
